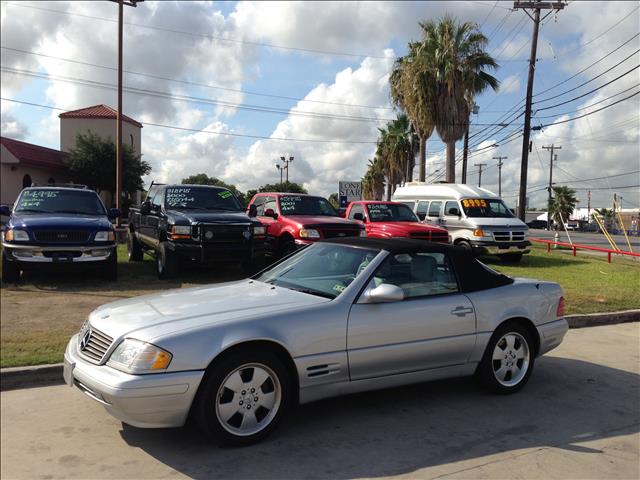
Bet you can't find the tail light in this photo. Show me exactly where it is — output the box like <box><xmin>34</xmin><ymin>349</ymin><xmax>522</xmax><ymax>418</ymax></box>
<box><xmin>556</xmin><ymin>296</ymin><xmax>565</xmax><ymax>317</ymax></box>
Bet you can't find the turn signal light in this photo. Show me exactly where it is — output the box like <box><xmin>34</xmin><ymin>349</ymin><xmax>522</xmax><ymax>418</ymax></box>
<box><xmin>473</xmin><ymin>229</ymin><xmax>485</xmax><ymax>237</ymax></box>
<box><xmin>557</xmin><ymin>296</ymin><xmax>565</xmax><ymax>317</ymax></box>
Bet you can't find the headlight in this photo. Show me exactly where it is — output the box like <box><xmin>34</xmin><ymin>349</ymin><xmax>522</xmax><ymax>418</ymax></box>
<box><xmin>107</xmin><ymin>339</ymin><xmax>172</xmax><ymax>373</ymax></box>
<box><xmin>359</xmin><ymin>229</ymin><xmax>367</xmax><ymax>237</ymax></box>
<box><xmin>473</xmin><ymin>229</ymin><xmax>485</xmax><ymax>237</ymax></box>
<box><xmin>299</xmin><ymin>228</ymin><xmax>320</xmax><ymax>239</ymax></box>
<box><xmin>253</xmin><ymin>226</ymin><xmax>266</xmax><ymax>235</ymax></box>
<box><xmin>170</xmin><ymin>225</ymin><xmax>191</xmax><ymax>239</ymax></box>
<box><xmin>94</xmin><ymin>231</ymin><xmax>115</xmax><ymax>241</ymax></box>
<box><xmin>4</xmin><ymin>229</ymin><xmax>29</xmax><ymax>242</ymax></box>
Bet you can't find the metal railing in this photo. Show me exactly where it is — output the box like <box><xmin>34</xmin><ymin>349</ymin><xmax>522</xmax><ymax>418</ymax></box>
<box><xmin>530</xmin><ymin>238</ymin><xmax>640</xmax><ymax>264</ymax></box>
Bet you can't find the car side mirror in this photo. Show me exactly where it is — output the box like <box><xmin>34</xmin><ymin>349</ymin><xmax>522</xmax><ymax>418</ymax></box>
<box><xmin>0</xmin><ymin>204</ymin><xmax>11</xmax><ymax>216</ymax></box>
<box><xmin>359</xmin><ymin>283</ymin><xmax>405</xmax><ymax>304</ymax></box>
<box><xmin>264</xmin><ymin>208</ymin><xmax>278</xmax><ymax>219</ymax></box>
<box><xmin>448</xmin><ymin>208</ymin><xmax>460</xmax><ymax>217</ymax></box>
<box><xmin>108</xmin><ymin>208</ymin><xmax>121</xmax><ymax>219</ymax></box>
<box><xmin>248</xmin><ymin>204</ymin><xmax>257</xmax><ymax>217</ymax></box>
<box><xmin>140</xmin><ymin>202</ymin><xmax>151</xmax><ymax>215</ymax></box>
<box><xmin>417</xmin><ymin>213</ymin><xmax>426</xmax><ymax>221</ymax></box>
<box><xmin>353</xmin><ymin>212</ymin><xmax>365</xmax><ymax>222</ymax></box>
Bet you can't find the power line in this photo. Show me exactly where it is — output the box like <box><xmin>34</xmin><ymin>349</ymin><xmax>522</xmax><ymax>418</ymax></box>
<box><xmin>0</xmin><ymin>45</ymin><xmax>395</xmax><ymax>111</ymax></box>
<box><xmin>535</xmin><ymin>32</ymin><xmax>640</xmax><ymax>97</ymax></box>
<box><xmin>4</xmin><ymin>2</ymin><xmax>388</xmax><ymax>60</ymax></box>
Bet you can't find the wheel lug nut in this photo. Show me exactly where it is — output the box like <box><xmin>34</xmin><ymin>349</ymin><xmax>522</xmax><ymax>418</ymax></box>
<box><xmin>241</xmin><ymin>390</ymin><xmax>246</xmax><ymax>395</ymax></box>
<box><xmin>247</xmin><ymin>405</ymin><xmax>251</xmax><ymax>410</ymax></box>
<box><xmin>250</xmin><ymin>388</ymin><xmax>255</xmax><ymax>393</ymax></box>
<box><xmin>254</xmin><ymin>397</ymin><xmax>258</xmax><ymax>402</ymax></box>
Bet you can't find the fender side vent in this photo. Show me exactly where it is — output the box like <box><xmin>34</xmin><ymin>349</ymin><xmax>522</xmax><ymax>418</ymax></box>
<box><xmin>306</xmin><ymin>363</ymin><xmax>341</xmax><ymax>378</ymax></box>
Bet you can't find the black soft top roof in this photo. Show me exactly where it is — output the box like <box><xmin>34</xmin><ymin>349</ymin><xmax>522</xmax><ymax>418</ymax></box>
<box><xmin>322</xmin><ymin>237</ymin><xmax>513</xmax><ymax>293</ymax></box>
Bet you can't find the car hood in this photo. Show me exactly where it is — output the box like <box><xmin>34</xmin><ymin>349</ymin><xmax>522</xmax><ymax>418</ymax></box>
<box><xmin>166</xmin><ymin>209</ymin><xmax>252</xmax><ymax>225</ymax></box>
<box><xmin>368</xmin><ymin>221</ymin><xmax>448</xmax><ymax>234</ymax></box>
<box><xmin>9</xmin><ymin>213</ymin><xmax>112</xmax><ymax>230</ymax></box>
<box><xmin>467</xmin><ymin>217</ymin><xmax>528</xmax><ymax>229</ymax></box>
<box><xmin>89</xmin><ymin>280</ymin><xmax>329</xmax><ymax>340</ymax></box>
<box><xmin>293</xmin><ymin>215</ymin><xmax>362</xmax><ymax>228</ymax></box>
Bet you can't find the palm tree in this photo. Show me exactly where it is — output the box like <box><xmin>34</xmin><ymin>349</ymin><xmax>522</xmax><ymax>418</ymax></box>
<box><xmin>362</xmin><ymin>158</ymin><xmax>385</xmax><ymax>200</ymax></box>
<box><xmin>550</xmin><ymin>186</ymin><xmax>578</xmax><ymax>227</ymax></box>
<box><xmin>419</xmin><ymin>16</ymin><xmax>499</xmax><ymax>183</ymax></box>
<box><xmin>390</xmin><ymin>42</ymin><xmax>436</xmax><ymax>182</ymax></box>
<box><xmin>376</xmin><ymin>115</ymin><xmax>415</xmax><ymax>199</ymax></box>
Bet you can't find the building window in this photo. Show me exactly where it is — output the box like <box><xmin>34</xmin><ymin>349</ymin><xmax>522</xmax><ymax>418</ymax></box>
<box><xmin>22</xmin><ymin>174</ymin><xmax>32</xmax><ymax>188</ymax></box>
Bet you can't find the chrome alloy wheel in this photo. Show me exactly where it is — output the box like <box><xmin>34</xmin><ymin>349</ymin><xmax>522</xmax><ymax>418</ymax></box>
<box><xmin>492</xmin><ymin>332</ymin><xmax>530</xmax><ymax>387</ymax></box>
<box><xmin>215</xmin><ymin>363</ymin><xmax>282</xmax><ymax>437</ymax></box>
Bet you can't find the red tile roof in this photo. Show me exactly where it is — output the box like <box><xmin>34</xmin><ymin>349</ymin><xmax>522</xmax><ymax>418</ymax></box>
<box><xmin>59</xmin><ymin>104</ymin><xmax>143</xmax><ymax>128</ymax></box>
<box><xmin>1</xmin><ymin>137</ymin><xmax>68</xmax><ymax>171</ymax></box>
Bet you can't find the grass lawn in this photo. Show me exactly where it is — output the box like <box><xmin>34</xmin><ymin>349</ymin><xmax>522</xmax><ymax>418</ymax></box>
<box><xmin>1</xmin><ymin>244</ymin><xmax>638</xmax><ymax>368</ymax></box>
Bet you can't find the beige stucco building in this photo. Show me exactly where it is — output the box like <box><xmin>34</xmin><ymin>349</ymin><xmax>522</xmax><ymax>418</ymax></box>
<box><xmin>1</xmin><ymin>104</ymin><xmax>142</xmax><ymax>208</ymax></box>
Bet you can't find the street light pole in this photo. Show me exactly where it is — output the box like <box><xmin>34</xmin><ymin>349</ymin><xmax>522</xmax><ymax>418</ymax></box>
<box><xmin>280</xmin><ymin>154</ymin><xmax>294</xmax><ymax>186</ymax></box>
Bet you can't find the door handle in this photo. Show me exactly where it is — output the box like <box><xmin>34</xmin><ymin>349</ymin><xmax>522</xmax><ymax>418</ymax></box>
<box><xmin>451</xmin><ymin>306</ymin><xmax>474</xmax><ymax>316</ymax></box>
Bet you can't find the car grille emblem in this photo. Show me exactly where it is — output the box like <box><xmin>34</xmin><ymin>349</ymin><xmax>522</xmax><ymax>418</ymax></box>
<box><xmin>79</xmin><ymin>327</ymin><xmax>92</xmax><ymax>351</ymax></box>
<box><xmin>243</xmin><ymin>231</ymin><xmax>251</xmax><ymax>239</ymax></box>
<box><xmin>205</xmin><ymin>231</ymin><xmax>214</xmax><ymax>240</ymax></box>
<box><xmin>338</xmin><ymin>232</ymin><xmax>346</xmax><ymax>237</ymax></box>
<box><xmin>57</xmin><ymin>233</ymin><xmax>68</xmax><ymax>239</ymax></box>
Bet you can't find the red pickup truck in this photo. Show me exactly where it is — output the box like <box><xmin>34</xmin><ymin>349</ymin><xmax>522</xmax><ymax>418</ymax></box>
<box><xmin>247</xmin><ymin>192</ymin><xmax>365</xmax><ymax>256</ymax></box>
<box><xmin>345</xmin><ymin>201</ymin><xmax>450</xmax><ymax>243</ymax></box>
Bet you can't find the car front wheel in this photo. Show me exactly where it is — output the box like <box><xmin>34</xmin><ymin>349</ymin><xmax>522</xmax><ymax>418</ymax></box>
<box><xmin>1</xmin><ymin>252</ymin><xmax>20</xmax><ymax>284</ymax></box>
<box><xmin>476</xmin><ymin>322</ymin><xmax>534</xmax><ymax>394</ymax></box>
<box><xmin>156</xmin><ymin>243</ymin><xmax>178</xmax><ymax>279</ymax></box>
<box><xmin>193</xmin><ymin>349</ymin><xmax>290</xmax><ymax>446</ymax></box>
<box><xmin>127</xmin><ymin>230</ymin><xmax>143</xmax><ymax>261</ymax></box>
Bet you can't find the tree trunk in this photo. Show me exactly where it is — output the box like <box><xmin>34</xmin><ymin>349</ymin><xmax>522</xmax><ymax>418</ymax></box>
<box><xmin>418</xmin><ymin>135</ymin><xmax>426</xmax><ymax>182</ymax></box>
<box><xmin>445</xmin><ymin>141</ymin><xmax>456</xmax><ymax>183</ymax></box>
<box><xmin>386</xmin><ymin>176</ymin><xmax>392</xmax><ymax>201</ymax></box>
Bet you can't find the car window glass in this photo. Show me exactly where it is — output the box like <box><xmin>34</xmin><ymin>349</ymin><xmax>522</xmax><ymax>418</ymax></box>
<box><xmin>146</xmin><ymin>186</ymin><xmax>157</xmax><ymax>203</ymax></box>
<box><xmin>348</xmin><ymin>204</ymin><xmax>364</xmax><ymax>219</ymax></box>
<box><xmin>444</xmin><ymin>201</ymin><xmax>460</xmax><ymax>216</ymax></box>
<box><xmin>368</xmin><ymin>252</ymin><xmax>459</xmax><ymax>299</ymax></box>
<box><xmin>416</xmin><ymin>201</ymin><xmax>429</xmax><ymax>216</ymax></box>
<box><xmin>428</xmin><ymin>201</ymin><xmax>442</xmax><ymax>217</ymax></box>
<box><xmin>262</xmin><ymin>198</ymin><xmax>277</xmax><ymax>215</ymax></box>
<box><xmin>461</xmin><ymin>198</ymin><xmax>514</xmax><ymax>218</ymax></box>
<box><xmin>367</xmin><ymin>203</ymin><xmax>418</xmax><ymax>222</ymax></box>
<box><xmin>150</xmin><ymin>189</ymin><xmax>162</xmax><ymax>209</ymax></box>
<box><xmin>14</xmin><ymin>189</ymin><xmax>106</xmax><ymax>215</ymax></box>
<box><xmin>253</xmin><ymin>196</ymin><xmax>266</xmax><ymax>215</ymax></box>
<box><xmin>400</xmin><ymin>201</ymin><xmax>415</xmax><ymax>210</ymax></box>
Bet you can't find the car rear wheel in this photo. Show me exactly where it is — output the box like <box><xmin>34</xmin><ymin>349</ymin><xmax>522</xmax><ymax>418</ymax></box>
<box><xmin>156</xmin><ymin>243</ymin><xmax>178</xmax><ymax>279</ymax></box>
<box><xmin>1</xmin><ymin>252</ymin><xmax>20</xmax><ymax>284</ymax></box>
<box><xmin>279</xmin><ymin>237</ymin><xmax>296</xmax><ymax>258</ymax></box>
<box><xmin>127</xmin><ymin>230</ymin><xmax>144</xmax><ymax>261</ymax></box>
<box><xmin>193</xmin><ymin>349</ymin><xmax>290</xmax><ymax>446</ymax></box>
<box><xmin>476</xmin><ymin>322</ymin><xmax>534</xmax><ymax>394</ymax></box>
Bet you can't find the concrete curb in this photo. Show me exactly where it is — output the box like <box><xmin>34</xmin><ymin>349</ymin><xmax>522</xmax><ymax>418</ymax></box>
<box><xmin>2</xmin><ymin>311</ymin><xmax>639</xmax><ymax>392</ymax></box>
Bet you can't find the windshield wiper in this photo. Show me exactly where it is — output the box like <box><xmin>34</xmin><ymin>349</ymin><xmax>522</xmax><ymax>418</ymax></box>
<box><xmin>54</xmin><ymin>210</ymin><xmax>101</xmax><ymax>215</ymax></box>
<box><xmin>287</xmin><ymin>287</ymin><xmax>336</xmax><ymax>299</ymax></box>
<box><xmin>15</xmin><ymin>209</ymin><xmax>48</xmax><ymax>213</ymax></box>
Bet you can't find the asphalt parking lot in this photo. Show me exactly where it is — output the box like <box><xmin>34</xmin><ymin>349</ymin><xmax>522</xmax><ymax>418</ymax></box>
<box><xmin>1</xmin><ymin>323</ymin><xmax>638</xmax><ymax>480</ymax></box>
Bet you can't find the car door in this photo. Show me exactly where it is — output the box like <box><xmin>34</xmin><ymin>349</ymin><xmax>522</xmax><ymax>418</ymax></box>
<box><xmin>147</xmin><ymin>187</ymin><xmax>164</xmax><ymax>245</ymax></box>
<box><xmin>424</xmin><ymin>200</ymin><xmax>443</xmax><ymax>227</ymax></box>
<box><xmin>347</xmin><ymin>250</ymin><xmax>476</xmax><ymax>380</ymax></box>
<box><xmin>415</xmin><ymin>200</ymin><xmax>429</xmax><ymax>221</ymax></box>
<box><xmin>441</xmin><ymin>200</ymin><xmax>464</xmax><ymax>235</ymax></box>
<box><xmin>257</xmin><ymin>196</ymin><xmax>280</xmax><ymax>248</ymax></box>
<box><xmin>138</xmin><ymin>186</ymin><xmax>158</xmax><ymax>245</ymax></box>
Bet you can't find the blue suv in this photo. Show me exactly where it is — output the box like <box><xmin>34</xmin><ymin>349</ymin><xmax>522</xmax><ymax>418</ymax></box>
<box><xmin>1</xmin><ymin>185</ymin><xmax>120</xmax><ymax>283</ymax></box>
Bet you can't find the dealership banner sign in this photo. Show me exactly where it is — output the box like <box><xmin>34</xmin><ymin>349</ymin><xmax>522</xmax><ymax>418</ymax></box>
<box><xmin>339</xmin><ymin>181</ymin><xmax>362</xmax><ymax>208</ymax></box>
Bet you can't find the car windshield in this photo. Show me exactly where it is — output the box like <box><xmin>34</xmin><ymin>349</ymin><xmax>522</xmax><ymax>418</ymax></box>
<box><xmin>278</xmin><ymin>195</ymin><xmax>338</xmax><ymax>216</ymax></box>
<box><xmin>461</xmin><ymin>199</ymin><xmax>514</xmax><ymax>218</ymax></box>
<box><xmin>367</xmin><ymin>203</ymin><xmax>419</xmax><ymax>222</ymax></box>
<box><xmin>255</xmin><ymin>243</ymin><xmax>380</xmax><ymax>299</ymax></box>
<box><xmin>14</xmin><ymin>189</ymin><xmax>106</xmax><ymax>215</ymax></box>
<box><xmin>165</xmin><ymin>186</ymin><xmax>242</xmax><ymax>211</ymax></box>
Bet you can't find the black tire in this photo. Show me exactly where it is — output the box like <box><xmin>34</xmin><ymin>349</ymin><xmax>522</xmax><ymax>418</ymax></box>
<box><xmin>127</xmin><ymin>230</ymin><xmax>144</xmax><ymax>262</ymax></box>
<box><xmin>475</xmin><ymin>321</ymin><xmax>535</xmax><ymax>394</ymax></box>
<box><xmin>278</xmin><ymin>236</ymin><xmax>296</xmax><ymax>258</ymax></box>
<box><xmin>193</xmin><ymin>348</ymin><xmax>291</xmax><ymax>446</ymax></box>
<box><xmin>501</xmin><ymin>253</ymin><xmax>523</xmax><ymax>263</ymax></box>
<box><xmin>456</xmin><ymin>240</ymin><xmax>473</xmax><ymax>253</ymax></box>
<box><xmin>156</xmin><ymin>242</ymin><xmax>179</xmax><ymax>279</ymax></box>
<box><xmin>101</xmin><ymin>249</ymin><xmax>118</xmax><ymax>281</ymax></box>
<box><xmin>1</xmin><ymin>252</ymin><xmax>20</xmax><ymax>284</ymax></box>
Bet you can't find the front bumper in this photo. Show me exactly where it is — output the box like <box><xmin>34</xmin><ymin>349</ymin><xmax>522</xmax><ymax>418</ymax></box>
<box><xmin>470</xmin><ymin>240</ymin><xmax>531</xmax><ymax>256</ymax></box>
<box><xmin>537</xmin><ymin>318</ymin><xmax>569</xmax><ymax>356</ymax></box>
<box><xmin>63</xmin><ymin>334</ymin><xmax>204</xmax><ymax>428</ymax></box>
<box><xmin>168</xmin><ymin>239</ymin><xmax>267</xmax><ymax>263</ymax></box>
<box><xmin>2</xmin><ymin>243</ymin><xmax>115</xmax><ymax>263</ymax></box>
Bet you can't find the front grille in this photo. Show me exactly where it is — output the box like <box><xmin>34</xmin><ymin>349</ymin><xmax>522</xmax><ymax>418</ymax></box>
<box><xmin>409</xmin><ymin>231</ymin><xmax>449</xmax><ymax>243</ymax></box>
<box><xmin>42</xmin><ymin>251</ymin><xmax>83</xmax><ymax>258</ymax></box>
<box><xmin>34</xmin><ymin>230</ymin><xmax>90</xmax><ymax>243</ymax></box>
<box><xmin>430</xmin><ymin>233</ymin><xmax>450</xmax><ymax>243</ymax></box>
<box><xmin>78</xmin><ymin>325</ymin><xmax>113</xmax><ymax>363</ymax></box>
<box><xmin>493</xmin><ymin>231</ymin><xmax>526</xmax><ymax>242</ymax></box>
<box><xmin>322</xmin><ymin>229</ymin><xmax>360</xmax><ymax>239</ymax></box>
<box><xmin>201</xmin><ymin>225</ymin><xmax>249</xmax><ymax>243</ymax></box>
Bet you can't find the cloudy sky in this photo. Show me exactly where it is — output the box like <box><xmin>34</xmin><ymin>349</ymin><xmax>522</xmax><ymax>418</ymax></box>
<box><xmin>1</xmin><ymin>0</ymin><xmax>638</xmax><ymax>209</ymax></box>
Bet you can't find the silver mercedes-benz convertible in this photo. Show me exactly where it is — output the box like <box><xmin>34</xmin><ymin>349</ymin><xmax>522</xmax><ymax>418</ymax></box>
<box><xmin>64</xmin><ymin>238</ymin><xmax>568</xmax><ymax>445</ymax></box>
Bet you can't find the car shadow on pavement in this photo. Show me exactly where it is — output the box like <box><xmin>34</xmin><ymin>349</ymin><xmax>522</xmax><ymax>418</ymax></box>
<box><xmin>119</xmin><ymin>356</ymin><xmax>639</xmax><ymax>480</ymax></box>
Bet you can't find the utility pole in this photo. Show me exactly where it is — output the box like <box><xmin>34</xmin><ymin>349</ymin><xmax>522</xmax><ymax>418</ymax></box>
<box><xmin>280</xmin><ymin>154</ymin><xmax>294</xmax><ymax>185</ymax></box>
<box><xmin>475</xmin><ymin>163</ymin><xmax>487</xmax><ymax>188</ymax></box>
<box><xmin>542</xmin><ymin>144</ymin><xmax>561</xmax><ymax>230</ymax></box>
<box><xmin>493</xmin><ymin>156</ymin><xmax>507</xmax><ymax>196</ymax></box>
<box><xmin>513</xmin><ymin>1</ymin><xmax>565</xmax><ymax>222</ymax></box>
<box><xmin>587</xmin><ymin>189</ymin><xmax>591</xmax><ymax>220</ymax></box>
<box><xmin>110</xmin><ymin>0</ymin><xmax>143</xmax><ymax>227</ymax></box>
<box><xmin>275</xmin><ymin>163</ymin><xmax>283</xmax><ymax>188</ymax></box>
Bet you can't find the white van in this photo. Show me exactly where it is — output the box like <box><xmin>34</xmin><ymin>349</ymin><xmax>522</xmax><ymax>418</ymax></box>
<box><xmin>392</xmin><ymin>183</ymin><xmax>530</xmax><ymax>262</ymax></box>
